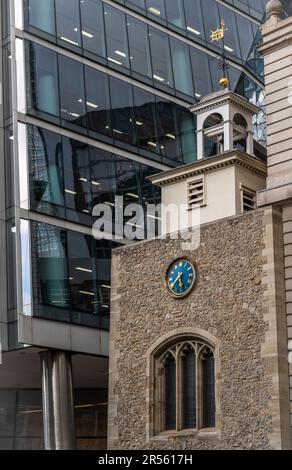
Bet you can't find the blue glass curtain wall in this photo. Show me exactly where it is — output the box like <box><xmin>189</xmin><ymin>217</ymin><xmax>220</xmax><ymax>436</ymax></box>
<box><xmin>24</xmin><ymin>0</ymin><xmax>264</xmax><ymax>97</ymax></box>
<box><xmin>27</xmin><ymin>41</ymin><xmax>197</xmax><ymax>166</ymax></box>
<box><xmin>31</xmin><ymin>221</ymin><xmax>118</xmax><ymax>328</ymax></box>
<box><xmin>0</xmin><ymin>389</ymin><xmax>107</xmax><ymax>450</ymax></box>
<box><xmin>28</xmin><ymin>124</ymin><xmax>161</xmax><ymax>227</ymax></box>
<box><xmin>126</xmin><ymin>0</ymin><xmax>266</xmax><ymax>22</ymax></box>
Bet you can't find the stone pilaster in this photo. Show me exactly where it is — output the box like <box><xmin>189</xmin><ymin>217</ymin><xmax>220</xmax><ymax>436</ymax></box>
<box><xmin>257</xmin><ymin>3</ymin><xmax>292</xmax><ymax>446</ymax></box>
<box><xmin>107</xmin><ymin>252</ymin><xmax>121</xmax><ymax>449</ymax></box>
<box><xmin>261</xmin><ymin>206</ymin><xmax>291</xmax><ymax>449</ymax></box>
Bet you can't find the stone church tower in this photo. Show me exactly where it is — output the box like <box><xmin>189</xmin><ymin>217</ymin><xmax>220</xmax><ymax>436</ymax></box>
<box><xmin>107</xmin><ymin>1</ymin><xmax>292</xmax><ymax>450</ymax></box>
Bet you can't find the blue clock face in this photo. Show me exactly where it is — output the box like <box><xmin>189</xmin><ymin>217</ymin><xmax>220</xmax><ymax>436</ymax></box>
<box><xmin>166</xmin><ymin>259</ymin><xmax>196</xmax><ymax>298</ymax></box>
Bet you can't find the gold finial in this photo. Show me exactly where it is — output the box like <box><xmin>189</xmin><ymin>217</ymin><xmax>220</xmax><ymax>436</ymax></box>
<box><xmin>219</xmin><ymin>77</ymin><xmax>229</xmax><ymax>89</ymax></box>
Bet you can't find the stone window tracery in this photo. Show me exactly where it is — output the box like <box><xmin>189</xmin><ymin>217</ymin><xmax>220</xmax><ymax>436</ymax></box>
<box><xmin>153</xmin><ymin>338</ymin><xmax>216</xmax><ymax>435</ymax></box>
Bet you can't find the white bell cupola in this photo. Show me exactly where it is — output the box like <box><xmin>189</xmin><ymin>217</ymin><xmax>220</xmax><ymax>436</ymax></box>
<box><xmin>190</xmin><ymin>89</ymin><xmax>260</xmax><ymax>160</ymax></box>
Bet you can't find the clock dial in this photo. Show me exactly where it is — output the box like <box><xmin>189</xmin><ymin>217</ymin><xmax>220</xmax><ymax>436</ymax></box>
<box><xmin>166</xmin><ymin>259</ymin><xmax>196</xmax><ymax>298</ymax></box>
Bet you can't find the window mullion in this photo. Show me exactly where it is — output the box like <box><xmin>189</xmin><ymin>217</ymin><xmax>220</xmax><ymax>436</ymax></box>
<box><xmin>176</xmin><ymin>348</ymin><xmax>182</xmax><ymax>431</ymax></box>
<box><xmin>195</xmin><ymin>350</ymin><xmax>200</xmax><ymax>430</ymax></box>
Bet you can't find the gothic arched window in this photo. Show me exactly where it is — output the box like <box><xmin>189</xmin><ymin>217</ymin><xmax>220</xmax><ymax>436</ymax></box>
<box><xmin>153</xmin><ymin>338</ymin><xmax>216</xmax><ymax>435</ymax></box>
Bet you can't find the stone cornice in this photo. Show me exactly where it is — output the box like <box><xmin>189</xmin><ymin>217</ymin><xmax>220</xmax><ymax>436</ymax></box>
<box><xmin>190</xmin><ymin>91</ymin><xmax>260</xmax><ymax>117</ymax></box>
<box><xmin>259</xmin><ymin>16</ymin><xmax>292</xmax><ymax>56</ymax></box>
<box><xmin>149</xmin><ymin>151</ymin><xmax>267</xmax><ymax>187</ymax></box>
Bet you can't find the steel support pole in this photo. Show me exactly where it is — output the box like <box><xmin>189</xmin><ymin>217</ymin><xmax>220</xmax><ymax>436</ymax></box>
<box><xmin>40</xmin><ymin>350</ymin><xmax>76</xmax><ymax>450</ymax></box>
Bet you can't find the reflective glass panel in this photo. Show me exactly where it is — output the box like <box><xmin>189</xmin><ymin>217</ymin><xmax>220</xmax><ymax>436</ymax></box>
<box><xmin>29</xmin><ymin>125</ymin><xmax>64</xmax><ymax>216</ymax></box>
<box><xmin>33</xmin><ymin>223</ymin><xmax>70</xmax><ymax>310</ymax></box>
<box><xmin>146</xmin><ymin>0</ymin><xmax>166</xmax><ymax>19</ymax></box>
<box><xmin>15</xmin><ymin>391</ymin><xmax>43</xmax><ymax>438</ymax></box>
<box><xmin>170</xmin><ymin>38</ymin><xmax>193</xmax><ymax>96</ymax></box>
<box><xmin>149</xmin><ymin>27</ymin><xmax>174</xmax><ymax>87</ymax></box>
<box><xmin>218</xmin><ymin>4</ymin><xmax>241</xmax><ymax>58</ymax></box>
<box><xmin>165</xmin><ymin>0</ymin><xmax>185</xmax><ymax>29</ymax></box>
<box><xmin>28</xmin><ymin>0</ymin><xmax>55</xmax><ymax>35</ymax></box>
<box><xmin>156</xmin><ymin>98</ymin><xmax>181</xmax><ymax>162</ymax></box>
<box><xmin>84</xmin><ymin>66</ymin><xmax>111</xmax><ymax>137</ymax></box>
<box><xmin>29</xmin><ymin>42</ymin><xmax>59</xmax><ymax>116</ymax></box>
<box><xmin>127</xmin><ymin>16</ymin><xmax>152</xmax><ymax>79</ymax></box>
<box><xmin>80</xmin><ymin>0</ymin><xmax>106</xmax><ymax>57</ymax></box>
<box><xmin>201</xmin><ymin>0</ymin><xmax>220</xmax><ymax>46</ymax></box>
<box><xmin>190</xmin><ymin>47</ymin><xmax>212</xmax><ymax>99</ymax></box>
<box><xmin>56</xmin><ymin>0</ymin><xmax>81</xmax><ymax>47</ymax></box>
<box><xmin>133</xmin><ymin>87</ymin><xmax>158</xmax><ymax>153</ymax></box>
<box><xmin>183</xmin><ymin>0</ymin><xmax>204</xmax><ymax>39</ymax></box>
<box><xmin>67</xmin><ymin>231</ymin><xmax>98</xmax><ymax>314</ymax></box>
<box><xmin>104</xmin><ymin>4</ymin><xmax>130</xmax><ymax>69</ymax></box>
<box><xmin>59</xmin><ymin>55</ymin><xmax>86</xmax><ymax>127</ymax></box>
<box><xmin>110</xmin><ymin>77</ymin><xmax>135</xmax><ymax>145</ymax></box>
<box><xmin>62</xmin><ymin>137</ymin><xmax>92</xmax><ymax>218</ymax></box>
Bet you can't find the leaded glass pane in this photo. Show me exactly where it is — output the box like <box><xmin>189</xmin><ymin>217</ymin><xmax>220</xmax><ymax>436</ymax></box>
<box><xmin>165</xmin><ymin>356</ymin><xmax>176</xmax><ymax>430</ymax></box>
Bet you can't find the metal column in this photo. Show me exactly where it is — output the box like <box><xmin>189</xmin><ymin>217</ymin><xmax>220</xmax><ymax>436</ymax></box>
<box><xmin>40</xmin><ymin>351</ymin><xmax>76</xmax><ymax>450</ymax></box>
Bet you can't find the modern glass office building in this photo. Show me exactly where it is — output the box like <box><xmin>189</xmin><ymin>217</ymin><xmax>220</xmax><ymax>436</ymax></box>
<box><xmin>0</xmin><ymin>0</ymin><xmax>278</xmax><ymax>450</ymax></box>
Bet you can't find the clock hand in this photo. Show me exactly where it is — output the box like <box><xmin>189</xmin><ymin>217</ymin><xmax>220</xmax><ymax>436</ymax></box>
<box><xmin>172</xmin><ymin>272</ymin><xmax>182</xmax><ymax>287</ymax></box>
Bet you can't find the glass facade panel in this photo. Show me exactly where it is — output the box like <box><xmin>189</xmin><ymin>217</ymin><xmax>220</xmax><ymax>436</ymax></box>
<box><xmin>28</xmin><ymin>124</ymin><xmax>161</xmax><ymax>229</ymax></box>
<box><xmin>183</xmin><ymin>0</ymin><xmax>204</xmax><ymax>39</ymax></box>
<box><xmin>29</xmin><ymin>125</ymin><xmax>64</xmax><ymax>217</ymax></box>
<box><xmin>165</xmin><ymin>0</ymin><xmax>186</xmax><ymax>29</ymax></box>
<box><xmin>68</xmin><ymin>231</ymin><xmax>98</xmax><ymax>316</ymax></box>
<box><xmin>156</xmin><ymin>98</ymin><xmax>182</xmax><ymax>163</ymax></box>
<box><xmin>75</xmin><ymin>390</ymin><xmax>108</xmax><ymax>439</ymax></box>
<box><xmin>28</xmin><ymin>0</ymin><xmax>55</xmax><ymax>35</ymax></box>
<box><xmin>59</xmin><ymin>54</ymin><xmax>86</xmax><ymax>128</ymax></box>
<box><xmin>133</xmin><ymin>87</ymin><xmax>158</xmax><ymax>154</ymax></box>
<box><xmin>110</xmin><ymin>77</ymin><xmax>135</xmax><ymax>145</ymax></box>
<box><xmin>190</xmin><ymin>48</ymin><xmax>212</xmax><ymax>100</ymax></box>
<box><xmin>126</xmin><ymin>0</ymin><xmax>145</xmax><ymax>9</ymax></box>
<box><xmin>146</xmin><ymin>0</ymin><xmax>166</xmax><ymax>20</ymax></box>
<box><xmin>149</xmin><ymin>27</ymin><xmax>174</xmax><ymax>88</ymax></box>
<box><xmin>28</xmin><ymin>42</ymin><xmax>59</xmax><ymax>116</ymax></box>
<box><xmin>15</xmin><ymin>391</ymin><xmax>43</xmax><ymax>438</ymax></box>
<box><xmin>28</xmin><ymin>39</ymin><xmax>199</xmax><ymax>164</ymax></box>
<box><xmin>0</xmin><ymin>391</ymin><xmax>16</xmax><ymax>437</ymax></box>
<box><xmin>127</xmin><ymin>16</ymin><xmax>152</xmax><ymax>79</ymax></box>
<box><xmin>235</xmin><ymin>11</ymin><xmax>255</xmax><ymax>61</ymax></box>
<box><xmin>56</xmin><ymin>0</ymin><xmax>81</xmax><ymax>47</ymax></box>
<box><xmin>90</xmin><ymin>148</ymin><xmax>116</xmax><ymax>208</ymax></box>
<box><xmin>0</xmin><ymin>389</ymin><xmax>107</xmax><ymax>450</ymax></box>
<box><xmin>84</xmin><ymin>66</ymin><xmax>112</xmax><ymax>138</ymax></box>
<box><xmin>31</xmin><ymin>221</ymin><xmax>118</xmax><ymax>327</ymax></box>
<box><xmin>218</xmin><ymin>4</ymin><xmax>241</xmax><ymax>59</ymax></box>
<box><xmin>62</xmin><ymin>137</ymin><xmax>92</xmax><ymax>223</ymax></box>
<box><xmin>104</xmin><ymin>4</ymin><xmax>130</xmax><ymax>69</ymax></box>
<box><xmin>80</xmin><ymin>0</ymin><xmax>106</xmax><ymax>57</ymax></box>
<box><xmin>24</xmin><ymin>1</ymin><xmax>265</xmax><ymax>99</ymax></box>
<box><xmin>176</xmin><ymin>107</ymin><xmax>196</xmax><ymax>164</ymax></box>
<box><xmin>201</xmin><ymin>0</ymin><xmax>220</xmax><ymax>47</ymax></box>
<box><xmin>33</xmin><ymin>223</ymin><xmax>70</xmax><ymax>318</ymax></box>
<box><xmin>170</xmin><ymin>37</ymin><xmax>193</xmax><ymax>96</ymax></box>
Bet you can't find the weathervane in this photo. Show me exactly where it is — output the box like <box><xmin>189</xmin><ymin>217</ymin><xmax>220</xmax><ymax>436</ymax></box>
<box><xmin>211</xmin><ymin>20</ymin><xmax>230</xmax><ymax>90</ymax></box>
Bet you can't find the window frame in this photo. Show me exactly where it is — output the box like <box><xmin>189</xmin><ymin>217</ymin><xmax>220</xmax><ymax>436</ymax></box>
<box><xmin>147</xmin><ymin>330</ymin><xmax>219</xmax><ymax>440</ymax></box>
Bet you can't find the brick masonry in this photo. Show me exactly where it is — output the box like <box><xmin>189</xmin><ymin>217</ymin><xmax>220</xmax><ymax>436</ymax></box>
<box><xmin>108</xmin><ymin>209</ymin><xmax>291</xmax><ymax>449</ymax></box>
